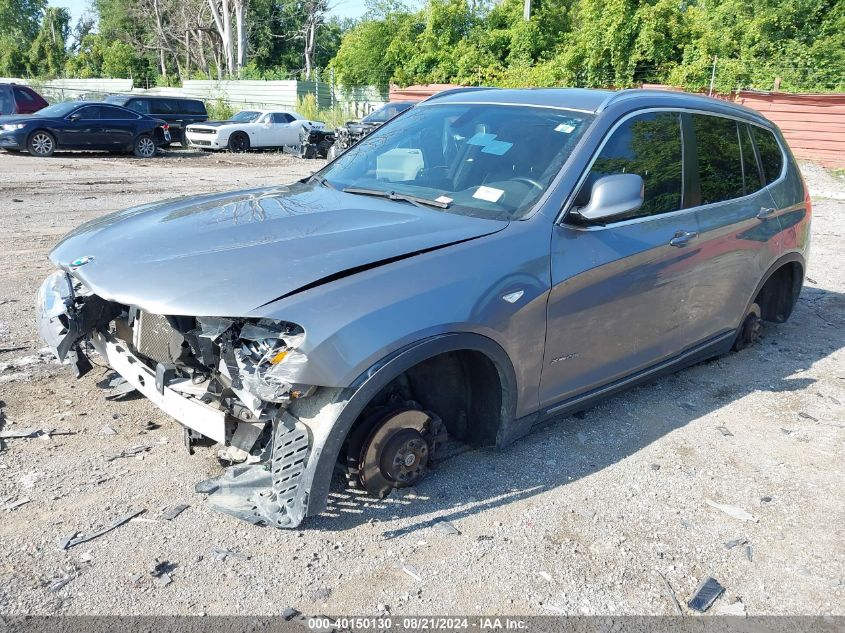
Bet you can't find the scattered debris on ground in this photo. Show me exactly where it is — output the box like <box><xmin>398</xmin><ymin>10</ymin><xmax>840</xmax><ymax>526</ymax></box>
<box><xmin>687</xmin><ymin>576</ymin><xmax>725</xmax><ymax>613</ymax></box>
<box><xmin>60</xmin><ymin>509</ymin><xmax>146</xmax><ymax>549</ymax></box>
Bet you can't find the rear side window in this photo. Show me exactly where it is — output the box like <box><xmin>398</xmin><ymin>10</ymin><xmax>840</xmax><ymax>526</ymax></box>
<box><xmin>0</xmin><ymin>87</ymin><xmax>12</xmax><ymax>114</ymax></box>
<box><xmin>584</xmin><ymin>111</ymin><xmax>683</xmax><ymax>218</ymax></box>
<box><xmin>126</xmin><ymin>99</ymin><xmax>150</xmax><ymax>114</ymax></box>
<box><xmin>691</xmin><ymin>114</ymin><xmax>745</xmax><ymax>205</ymax></box>
<box><xmin>151</xmin><ymin>99</ymin><xmax>177</xmax><ymax>115</ymax></box>
<box><xmin>101</xmin><ymin>105</ymin><xmax>137</xmax><ymax>120</ymax></box>
<box><xmin>750</xmin><ymin>126</ymin><xmax>784</xmax><ymax>183</ymax></box>
<box><xmin>271</xmin><ymin>113</ymin><xmax>295</xmax><ymax>123</ymax></box>
<box><xmin>179</xmin><ymin>99</ymin><xmax>206</xmax><ymax>115</ymax></box>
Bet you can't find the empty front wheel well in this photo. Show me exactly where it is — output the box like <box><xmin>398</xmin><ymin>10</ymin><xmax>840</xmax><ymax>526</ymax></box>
<box><xmin>755</xmin><ymin>261</ymin><xmax>803</xmax><ymax>323</ymax></box>
<box><xmin>346</xmin><ymin>349</ymin><xmax>505</xmax><ymax>450</ymax></box>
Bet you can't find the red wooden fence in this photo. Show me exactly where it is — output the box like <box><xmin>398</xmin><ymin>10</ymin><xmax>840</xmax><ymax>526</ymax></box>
<box><xmin>389</xmin><ymin>84</ymin><xmax>845</xmax><ymax>168</ymax></box>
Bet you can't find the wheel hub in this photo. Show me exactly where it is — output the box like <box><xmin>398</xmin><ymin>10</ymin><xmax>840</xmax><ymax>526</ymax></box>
<box><xmin>349</xmin><ymin>407</ymin><xmax>446</xmax><ymax>498</ymax></box>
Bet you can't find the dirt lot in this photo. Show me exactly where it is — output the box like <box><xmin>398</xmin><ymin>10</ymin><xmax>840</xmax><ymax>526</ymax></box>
<box><xmin>0</xmin><ymin>149</ymin><xmax>843</xmax><ymax>617</ymax></box>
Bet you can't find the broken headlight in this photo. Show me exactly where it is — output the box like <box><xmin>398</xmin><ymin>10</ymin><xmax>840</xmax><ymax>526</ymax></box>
<box><xmin>234</xmin><ymin>319</ymin><xmax>307</xmax><ymax>403</ymax></box>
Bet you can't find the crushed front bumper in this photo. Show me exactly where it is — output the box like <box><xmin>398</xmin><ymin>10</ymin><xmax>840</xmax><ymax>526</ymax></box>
<box><xmin>35</xmin><ymin>270</ymin><xmax>318</xmax><ymax>528</ymax></box>
<box><xmin>90</xmin><ymin>332</ymin><xmax>228</xmax><ymax>443</ymax></box>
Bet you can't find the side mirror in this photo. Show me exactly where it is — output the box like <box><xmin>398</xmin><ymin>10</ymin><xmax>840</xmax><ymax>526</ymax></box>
<box><xmin>575</xmin><ymin>173</ymin><xmax>644</xmax><ymax>222</ymax></box>
<box><xmin>68</xmin><ymin>113</ymin><xmax>81</xmax><ymax>121</ymax></box>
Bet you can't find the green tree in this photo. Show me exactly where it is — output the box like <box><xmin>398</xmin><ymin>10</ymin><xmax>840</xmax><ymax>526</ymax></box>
<box><xmin>28</xmin><ymin>6</ymin><xmax>70</xmax><ymax>77</ymax></box>
<box><xmin>0</xmin><ymin>0</ymin><xmax>46</xmax><ymax>76</ymax></box>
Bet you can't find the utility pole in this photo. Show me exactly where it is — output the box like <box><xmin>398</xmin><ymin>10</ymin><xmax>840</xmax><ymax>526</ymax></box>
<box><xmin>523</xmin><ymin>0</ymin><xmax>531</xmax><ymax>20</ymax></box>
<box><xmin>708</xmin><ymin>55</ymin><xmax>717</xmax><ymax>96</ymax></box>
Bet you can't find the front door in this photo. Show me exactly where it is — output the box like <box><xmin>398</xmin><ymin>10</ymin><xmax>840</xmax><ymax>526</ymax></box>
<box><xmin>263</xmin><ymin>112</ymin><xmax>297</xmax><ymax>147</ymax></box>
<box><xmin>541</xmin><ymin>111</ymin><xmax>702</xmax><ymax>407</ymax></box>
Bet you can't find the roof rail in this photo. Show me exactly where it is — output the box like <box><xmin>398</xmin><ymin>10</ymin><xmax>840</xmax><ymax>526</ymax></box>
<box><xmin>595</xmin><ymin>88</ymin><xmax>635</xmax><ymax>112</ymax></box>
<box><xmin>422</xmin><ymin>86</ymin><xmax>497</xmax><ymax>103</ymax></box>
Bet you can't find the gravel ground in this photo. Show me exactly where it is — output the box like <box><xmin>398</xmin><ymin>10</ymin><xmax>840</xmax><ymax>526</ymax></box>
<box><xmin>0</xmin><ymin>149</ymin><xmax>843</xmax><ymax>617</ymax></box>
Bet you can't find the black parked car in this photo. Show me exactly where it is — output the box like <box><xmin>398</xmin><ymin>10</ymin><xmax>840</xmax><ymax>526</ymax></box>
<box><xmin>0</xmin><ymin>83</ymin><xmax>49</xmax><ymax>115</ymax></box>
<box><xmin>0</xmin><ymin>101</ymin><xmax>171</xmax><ymax>157</ymax></box>
<box><xmin>104</xmin><ymin>95</ymin><xmax>207</xmax><ymax>146</ymax></box>
<box><xmin>327</xmin><ymin>101</ymin><xmax>416</xmax><ymax>159</ymax></box>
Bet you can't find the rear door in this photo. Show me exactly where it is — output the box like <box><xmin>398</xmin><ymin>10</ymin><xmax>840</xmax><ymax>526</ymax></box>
<box><xmin>542</xmin><ymin>110</ymin><xmax>702</xmax><ymax>405</ymax></box>
<box><xmin>683</xmin><ymin>113</ymin><xmax>782</xmax><ymax>345</ymax></box>
<box><xmin>97</xmin><ymin>105</ymin><xmax>138</xmax><ymax>149</ymax></box>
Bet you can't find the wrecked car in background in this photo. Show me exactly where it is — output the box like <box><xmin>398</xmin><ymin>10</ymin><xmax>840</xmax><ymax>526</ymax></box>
<box><xmin>37</xmin><ymin>87</ymin><xmax>810</xmax><ymax>529</ymax></box>
<box><xmin>326</xmin><ymin>100</ymin><xmax>416</xmax><ymax>160</ymax></box>
<box><xmin>185</xmin><ymin>109</ymin><xmax>326</xmax><ymax>153</ymax></box>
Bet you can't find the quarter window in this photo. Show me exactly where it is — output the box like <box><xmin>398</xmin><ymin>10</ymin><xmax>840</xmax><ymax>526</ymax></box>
<box><xmin>179</xmin><ymin>99</ymin><xmax>206</xmax><ymax>115</ymax></box>
<box><xmin>582</xmin><ymin>111</ymin><xmax>683</xmax><ymax>219</ymax></box>
<box><xmin>13</xmin><ymin>87</ymin><xmax>34</xmax><ymax>102</ymax></box>
<box><xmin>691</xmin><ymin>114</ymin><xmax>745</xmax><ymax>205</ymax></box>
<box><xmin>751</xmin><ymin>126</ymin><xmax>784</xmax><ymax>183</ymax></box>
<box><xmin>739</xmin><ymin>124</ymin><xmax>762</xmax><ymax>194</ymax></box>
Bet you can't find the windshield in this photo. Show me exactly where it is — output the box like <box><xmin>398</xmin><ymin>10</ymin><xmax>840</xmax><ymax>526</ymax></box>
<box><xmin>34</xmin><ymin>102</ymin><xmax>79</xmax><ymax>118</ymax></box>
<box><xmin>231</xmin><ymin>110</ymin><xmax>261</xmax><ymax>123</ymax></box>
<box><xmin>362</xmin><ymin>103</ymin><xmax>411</xmax><ymax>125</ymax></box>
<box><xmin>321</xmin><ymin>103</ymin><xmax>592</xmax><ymax>220</ymax></box>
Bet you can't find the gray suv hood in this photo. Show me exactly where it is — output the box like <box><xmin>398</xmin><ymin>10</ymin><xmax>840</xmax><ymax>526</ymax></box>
<box><xmin>50</xmin><ymin>182</ymin><xmax>508</xmax><ymax>316</ymax></box>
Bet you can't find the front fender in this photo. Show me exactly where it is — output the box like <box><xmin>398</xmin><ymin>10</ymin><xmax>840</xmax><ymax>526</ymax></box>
<box><xmin>293</xmin><ymin>332</ymin><xmax>518</xmax><ymax>518</ymax></box>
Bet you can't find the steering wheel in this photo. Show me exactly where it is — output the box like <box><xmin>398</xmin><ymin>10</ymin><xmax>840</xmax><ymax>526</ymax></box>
<box><xmin>509</xmin><ymin>177</ymin><xmax>544</xmax><ymax>191</ymax></box>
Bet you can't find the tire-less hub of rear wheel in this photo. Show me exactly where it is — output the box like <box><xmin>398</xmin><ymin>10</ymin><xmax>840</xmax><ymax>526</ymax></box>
<box><xmin>733</xmin><ymin>302</ymin><xmax>762</xmax><ymax>351</ymax></box>
<box><xmin>347</xmin><ymin>407</ymin><xmax>447</xmax><ymax>498</ymax></box>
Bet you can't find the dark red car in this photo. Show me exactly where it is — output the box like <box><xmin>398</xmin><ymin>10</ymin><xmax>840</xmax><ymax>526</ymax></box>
<box><xmin>0</xmin><ymin>83</ymin><xmax>49</xmax><ymax>115</ymax></box>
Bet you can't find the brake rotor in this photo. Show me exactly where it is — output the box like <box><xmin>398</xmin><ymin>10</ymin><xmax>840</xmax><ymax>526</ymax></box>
<box><xmin>351</xmin><ymin>407</ymin><xmax>445</xmax><ymax>498</ymax></box>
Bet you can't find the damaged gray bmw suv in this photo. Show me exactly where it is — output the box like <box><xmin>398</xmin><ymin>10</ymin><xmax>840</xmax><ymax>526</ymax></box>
<box><xmin>36</xmin><ymin>88</ymin><xmax>811</xmax><ymax>528</ymax></box>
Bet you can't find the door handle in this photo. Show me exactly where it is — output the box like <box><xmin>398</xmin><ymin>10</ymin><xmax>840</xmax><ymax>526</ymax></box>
<box><xmin>669</xmin><ymin>230</ymin><xmax>698</xmax><ymax>247</ymax></box>
<box><xmin>757</xmin><ymin>207</ymin><xmax>777</xmax><ymax>220</ymax></box>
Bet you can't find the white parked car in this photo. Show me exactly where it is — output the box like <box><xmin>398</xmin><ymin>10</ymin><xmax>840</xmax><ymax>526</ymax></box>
<box><xmin>185</xmin><ymin>109</ymin><xmax>326</xmax><ymax>152</ymax></box>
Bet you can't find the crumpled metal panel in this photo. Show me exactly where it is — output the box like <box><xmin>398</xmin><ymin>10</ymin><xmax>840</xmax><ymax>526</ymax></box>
<box><xmin>206</xmin><ymin>410</ymin><xmax>310</xmax><ymax>528</ymax></box>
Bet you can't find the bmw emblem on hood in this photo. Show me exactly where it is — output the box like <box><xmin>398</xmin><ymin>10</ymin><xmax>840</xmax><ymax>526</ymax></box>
<box><xmin>69</xmin><ymin>255</ymin><xmax>94</xmax><ymax>268</ymax></box>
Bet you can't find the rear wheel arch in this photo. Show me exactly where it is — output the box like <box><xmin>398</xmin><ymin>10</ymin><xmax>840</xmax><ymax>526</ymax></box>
<box><xmin>299</xmin><ymin>333</ymin><xmax>518</xmax><ymax>517</ymax></box>
<box><xmin>752</xmin><ymin>255</ymin><xmax>804</xmax><ymax>324</ymax></box>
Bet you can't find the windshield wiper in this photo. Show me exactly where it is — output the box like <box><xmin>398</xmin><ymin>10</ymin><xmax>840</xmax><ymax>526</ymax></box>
<box><xmin>342</xmin><ymin>187</ymin><xmax>450</xmax><ymax>209</ymax></box>
<box><xmin>307</xmin><ymin>174</ymin><xmax>337</xmax><ymax>190</ymax></box>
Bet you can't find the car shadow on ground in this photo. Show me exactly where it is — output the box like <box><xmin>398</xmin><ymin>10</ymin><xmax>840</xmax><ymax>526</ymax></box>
<box><xmin>310</xmin><ymin>285</ymin><xmax>845</xmax><ymax>534</ymax></box>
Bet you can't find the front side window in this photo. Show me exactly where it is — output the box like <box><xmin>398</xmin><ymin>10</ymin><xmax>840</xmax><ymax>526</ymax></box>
<box><xmin>579</xmin><ymin>111</ymin><xmax>683</xmax><ymax>219</ymax></box>
<box><xmin>751</xmin><ymin>126</ymin><xmax>784</xmax><ymax>183</ymax></box>
<box><xmin>692</xmin><ymin>114</ymin><xmax>745</xmax><ymax>205</ymax></box>
<box><xmin>320</xmin><ymin>103</ymin><xmax>592</xmax><ymax>220</ymax></box>
<box><xmin>74</xmin><ymin>106</ymin><xmax>101</xmax><ymax>120</ymax></box>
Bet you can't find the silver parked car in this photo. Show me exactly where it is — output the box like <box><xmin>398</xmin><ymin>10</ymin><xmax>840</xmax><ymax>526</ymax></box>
<box><xmin>36</xmin><ymin>88</ymin><xmax>811</xmax><ymax>528</ymax></box>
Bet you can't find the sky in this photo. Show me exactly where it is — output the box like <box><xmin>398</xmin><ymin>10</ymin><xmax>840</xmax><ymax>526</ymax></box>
<box><xmin>48</xmin><ymin>0</ymin><xmax>372</xmax><ymax>28</ymax></box>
